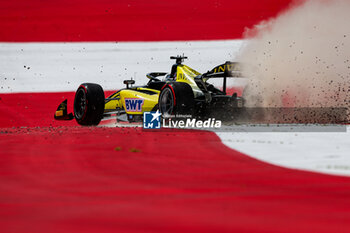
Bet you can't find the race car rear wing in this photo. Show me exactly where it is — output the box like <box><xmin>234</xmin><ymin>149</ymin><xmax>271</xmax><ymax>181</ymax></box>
<box><xmin>203</xmin><ymin>61</ymin><xmax>242</xmax><ymax>78</ymax></box>
<box><xmin>202</xmin><ymin>61</ymin><xmax>243</xmax><ymax>94</ymax></box>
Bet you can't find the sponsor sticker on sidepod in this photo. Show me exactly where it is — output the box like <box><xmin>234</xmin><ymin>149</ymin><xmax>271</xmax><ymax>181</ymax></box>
<box><xmin>125</xmin><ymin>98</ymin><xmax>144</xmax><ymax>112</ymax></box>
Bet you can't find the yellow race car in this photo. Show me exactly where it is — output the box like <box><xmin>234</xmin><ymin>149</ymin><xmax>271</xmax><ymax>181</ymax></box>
<box><xmin>54</xmin><ymin>55</ymin><xmax>244</xmax><ymax>125</ymax></box>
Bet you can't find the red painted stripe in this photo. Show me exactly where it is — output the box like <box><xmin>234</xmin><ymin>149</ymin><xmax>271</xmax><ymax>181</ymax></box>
<box><xmin>1</xmin><ymin>93</ymin><xmax>350</xmax><ymax>233</ymax></box>
<box><xmin>0</xmin><ymin>0</ymin><xmax>293</xmax><ymax>42</ymax></box>
<box><xmin>1</xmin><ymin>122</ymin><xmax>350</xmax><ymax>232</ymax></box>
<box><xmin>0</xmin><ymin>91</ymin><xmax>115</xmax><ymax>128</ymax></box>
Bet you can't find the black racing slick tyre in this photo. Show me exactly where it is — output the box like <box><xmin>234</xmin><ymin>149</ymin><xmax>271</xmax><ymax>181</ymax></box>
<box><xmin>159</xmin><ymin>82</ymin><xmax>195</xmax><ymax>117</ymax></box>
<box><xmin>74</xmin><ymin>83</ymin><xmax>105</xmax><ymax>126</ymax></box>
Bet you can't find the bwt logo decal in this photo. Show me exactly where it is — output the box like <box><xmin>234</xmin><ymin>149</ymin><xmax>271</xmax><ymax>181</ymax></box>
<box><xmin>125</xmin><ymin>98</ymin><xmax>144</xmax><ymax>112</ymax></box>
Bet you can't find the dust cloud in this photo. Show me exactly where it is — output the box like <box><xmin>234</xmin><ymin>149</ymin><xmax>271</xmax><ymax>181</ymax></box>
<box><xmin>238</xmin><ymin>0</ymin><xmax>350</xmax><ymax>109</ymax></box>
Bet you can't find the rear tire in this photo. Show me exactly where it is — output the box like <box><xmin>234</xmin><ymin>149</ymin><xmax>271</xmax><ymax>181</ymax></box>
<box><xmin>74</xmin><ymin>83</ymin><xmax>105</xmax><ymax>125</ymax></box>
<box><xmin>159</xmin><ymin>82</ymin><xmax>194</xmax><ymax>117</ymax></box>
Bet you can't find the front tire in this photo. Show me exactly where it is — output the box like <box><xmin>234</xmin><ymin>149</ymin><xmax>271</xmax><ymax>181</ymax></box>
<box><xmin>74</xmin><ymin>83</ymin><xmax>105</xmax><ymax>125</ymax></box>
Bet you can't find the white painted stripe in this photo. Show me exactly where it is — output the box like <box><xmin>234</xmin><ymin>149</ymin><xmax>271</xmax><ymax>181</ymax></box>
<box><xmin>0</xmin><ymin>40</ymin><xmax>244</xmax><ymax>93</ymax></box>
<box><xmin>217</xmin><ymin>129</ymin><xmax>350</xmax><ymax>176</ymax></box>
